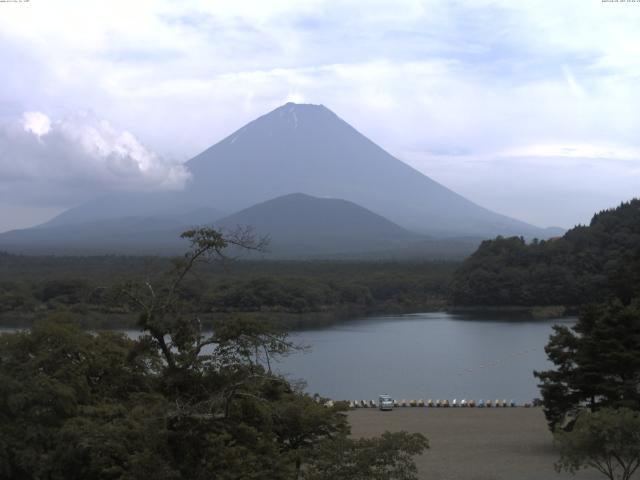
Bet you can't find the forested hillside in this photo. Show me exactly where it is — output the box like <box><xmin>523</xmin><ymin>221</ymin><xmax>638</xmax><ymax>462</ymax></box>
<box><xmin>450</xmin><ymin>199</ymin><xmax>640</xmax><ymax>307</ymax></box>
<box><xmin>0</xmin><ymin>255</ymin><xmax>454</xmax><ymax>329</ymax></box>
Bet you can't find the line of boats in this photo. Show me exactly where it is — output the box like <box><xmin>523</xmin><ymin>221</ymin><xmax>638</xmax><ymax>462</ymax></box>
<box><xmin>321</xmin><ymin>397</ymin><xmax>528</xmax><ymax>409</ymax></box>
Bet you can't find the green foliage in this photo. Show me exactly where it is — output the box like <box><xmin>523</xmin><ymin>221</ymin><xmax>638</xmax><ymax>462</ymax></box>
<box><xmin>0</xmin><ymin>314</ymin><xmax>337</xmax><ymax>479</ymax></box>
<box><xmin>534</xmin><ymin>300</ymin><xmax>640</xmax><ymax>430</ymax></box>
<box><xmin>0</xmin><ymin>253</ymin><xmax>455</xmax><ymax>329</ymax></box>
<box><xmin>0</xmin><ymin>317</ymin><xmax>167</xmax><ymax>480</ymax></box>
<box><xmin>303</xmin><ymin>432</ymin><xmax>429</xmax><ymax>480</ymax></box>
<box><xmin>451</xmin><ymin>199</ymin><xmax>640</xmax><ymax>307</ymax></box>
<box><xmin>554</xmin><ymin>408</ymin><xmax>640</xmax><ymax>480</ymax></box>
<box><xmin>0</xmin><ymin>228</ymin><xmax>429</xmax><ymax>479</ymax></box>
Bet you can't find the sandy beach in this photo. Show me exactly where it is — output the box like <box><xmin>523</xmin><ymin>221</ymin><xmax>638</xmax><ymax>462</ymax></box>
<box><xmin>349</xmin><ymin>407</ymin><xmax>634</xmax><ymax>480</ymax></box>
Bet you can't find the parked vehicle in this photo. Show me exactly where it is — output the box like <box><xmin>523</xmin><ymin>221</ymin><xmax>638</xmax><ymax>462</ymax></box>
<box><xmin>378</xmin><ymin>394</ymin><xmax>394</xmax><ymax>411</ymax></box>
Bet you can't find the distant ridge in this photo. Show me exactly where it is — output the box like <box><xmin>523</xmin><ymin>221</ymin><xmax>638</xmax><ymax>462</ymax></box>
<box><xmin>0</xmin><ymin>193</ymin><xmax>481</xmax><ymax>258</ymax></box>
<box><xmin>0</xmin><ymin>207</ymin><xmax>223</xmax><ymax>255</ymax></box>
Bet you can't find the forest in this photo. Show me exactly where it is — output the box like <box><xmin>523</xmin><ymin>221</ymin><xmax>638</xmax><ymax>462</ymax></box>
<box><xmin>3</xmin><ymin>200</ymin><xmax>640</xmax><ymax>331</ymax></box>
<box><xmin>0</xmin><ymin>253</ymin><xmax>455</xmax><ymax>330</ymax></box>
<box><xmin>450</xmin><ymin>199</ymin><xmax>640</xmax><ymax>308</ymax></box>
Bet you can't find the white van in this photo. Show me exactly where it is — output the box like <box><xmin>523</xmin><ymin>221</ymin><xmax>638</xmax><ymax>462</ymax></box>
<box><xmin>378</xmin><ymin>394</ymin><xmax>394</xmax><ymax>411</ymax></box>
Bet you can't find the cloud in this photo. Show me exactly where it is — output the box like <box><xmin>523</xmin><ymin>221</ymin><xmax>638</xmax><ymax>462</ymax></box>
<box><xmin>0</xmin><ymin>111</ymin><xmax>190</xmax><ymax>207</ymax></box>
<box><xmin>402</xmin><ymin>147</ymin><xmax>640</xmax><ymax>229</ymax></box>
<box><xmin>22</xmin><ymin>112</ymin><xmax>51</xmax><ymax>137</ymax></box>
<box><xmin>0</xmin><ymin>0</ymin><xmax>639</xmax><ymax>228</ymax></box>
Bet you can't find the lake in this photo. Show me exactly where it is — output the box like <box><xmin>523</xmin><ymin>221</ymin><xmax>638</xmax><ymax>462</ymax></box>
<box><xmin>0</xmin><ymin>311</ymin><xmax>573</xmax><ymax>404</ymax></box>
<box><xmin>275</xmin><ymin>312</ymin><xmax>573</xmax><ymax>403</ymax></box>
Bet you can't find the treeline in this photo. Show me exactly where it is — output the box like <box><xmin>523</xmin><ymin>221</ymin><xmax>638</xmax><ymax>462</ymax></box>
<box><xmin>450</xmin><ymin>199</ymin><xmax>640</xmax><ymax>307</ymax></box>
<box><xmin>0</xmin><ymin>255</ymin><xmax>456</xmax><ymax>329</ymax></box>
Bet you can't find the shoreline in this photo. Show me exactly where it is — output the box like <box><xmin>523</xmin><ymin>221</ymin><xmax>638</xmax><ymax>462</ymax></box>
<box><xmin>446</xmin><ymin>304</ymin><xmax>578</xmax><ymax>319</ymax></box>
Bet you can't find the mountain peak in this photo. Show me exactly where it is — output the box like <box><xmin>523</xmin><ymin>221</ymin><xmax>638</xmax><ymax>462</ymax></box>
<box><xmin>46</xmin><ymin>103</ymin><xmax>555</xmax><ymax>241</ymax></box>
<box><xmin>266</xmin><ymin>102</ymin><xmax>335</xmax><ymax>129</ymax></box>
<box><xmin>280</xmin><ymin>101</ymin><xmax>327</xmax><ymax>110</ymax></box>
<box><xmin>217</xmin><ymin>101</ymin><xmax>342</xmax><ymax>146</ymax></box>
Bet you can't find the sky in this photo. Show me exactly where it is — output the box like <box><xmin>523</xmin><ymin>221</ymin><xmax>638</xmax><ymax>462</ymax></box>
<box><xmin>1</xmin><ymin>0</ymin><xmax>639</xmax><ymax>232</ymax></box>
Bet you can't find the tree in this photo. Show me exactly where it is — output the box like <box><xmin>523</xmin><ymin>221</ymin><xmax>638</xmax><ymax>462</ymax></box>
<box><xmin>0</xmin><ymin>227</ymin><xmax>429</xmax><ymax>479</ymax></box>
<box><xmin>555</xmin><ymin>408</ymin><xmax>640</xmax><ymax>480</ymax></box>
<box><xmin>121</xmin><ymin>226</ymin><xmax>269</xmax><ymax>373</ymax></box>
<box><xmin>0</xmin><ymin>316</ymin><xmax>170</xmax><ymax>480</ymax></box>
<box><xmin>534</xmin><ymin>299</ymin><xmax>640</xmax><ymax>430</ymax></box>
<box><xmin>303</xmin><ymin>432</ymin><xmax>429</xmax><ymax>480</ymax></box>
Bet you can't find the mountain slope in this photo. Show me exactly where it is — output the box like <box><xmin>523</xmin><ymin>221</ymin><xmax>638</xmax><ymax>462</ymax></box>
<box><xmin>0</xmin><ymin>193</ymin><xmax>478</xmax><ymax>258</ymax></box>
<box><xmin>42</xmin><ymin>191</ymin><xmax>222</xmax><ymax>228</ymax></box>
<box><xmin>45</xmin><ymin>102</ymin><xmax>555</xmax><ymax>239</ymax></box>
<box><xmin>0</xmin><ymin>208</ymin><xmax>222</xmax><ymax>254</ymax></box>
<box><xmin>186</xmin><ymin>103</ymin><xmax>551</xmax><ymax>238</ymax></box>
<box><xmin>214</xmin><ymin>193</ymin><xmax>421</xmax><ymax>256</ymax></box>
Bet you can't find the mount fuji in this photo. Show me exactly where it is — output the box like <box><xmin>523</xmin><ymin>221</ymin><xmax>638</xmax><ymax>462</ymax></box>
<box><xmin>0</xmin><ymin>103</ymin><xmax>562</xmax><ymax>256</ymax></box>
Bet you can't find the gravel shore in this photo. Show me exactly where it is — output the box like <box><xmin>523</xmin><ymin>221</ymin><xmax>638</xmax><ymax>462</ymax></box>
<box><xmin>348</xmin><ymin>407</ymin><xmax>632</xmax><ymax>480</ymax></box>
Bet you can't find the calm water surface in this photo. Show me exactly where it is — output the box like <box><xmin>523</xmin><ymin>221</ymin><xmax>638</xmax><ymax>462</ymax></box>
<box><xmin>275</xmin><ymin>312</ymin><xmax>573</xmax><ymax>403</ymax></box>
<box><xmin>1</xmin><ymin>312</ymin><xmax>573</xmax><ymax>403</ymax></box>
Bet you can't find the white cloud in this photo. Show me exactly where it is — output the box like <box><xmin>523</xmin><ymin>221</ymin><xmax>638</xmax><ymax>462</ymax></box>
<box><xmin>0</xmin><ymin>111</ymin><xmax>190</xmax><ymax>207</ymax></box>
<box><xmin>503</xmin><ymin>144</ymin><xmax>640</xmax><ymax>162</ymax></box>
<box><xmin>0</xmin><ymin>0</ymin><xmax>639</xmax><ymax>229</ymax></box>
<box><xmin>22</xmin><ymin>111</ymin><xmax>51</xmax><ymax>137</ymax></box>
